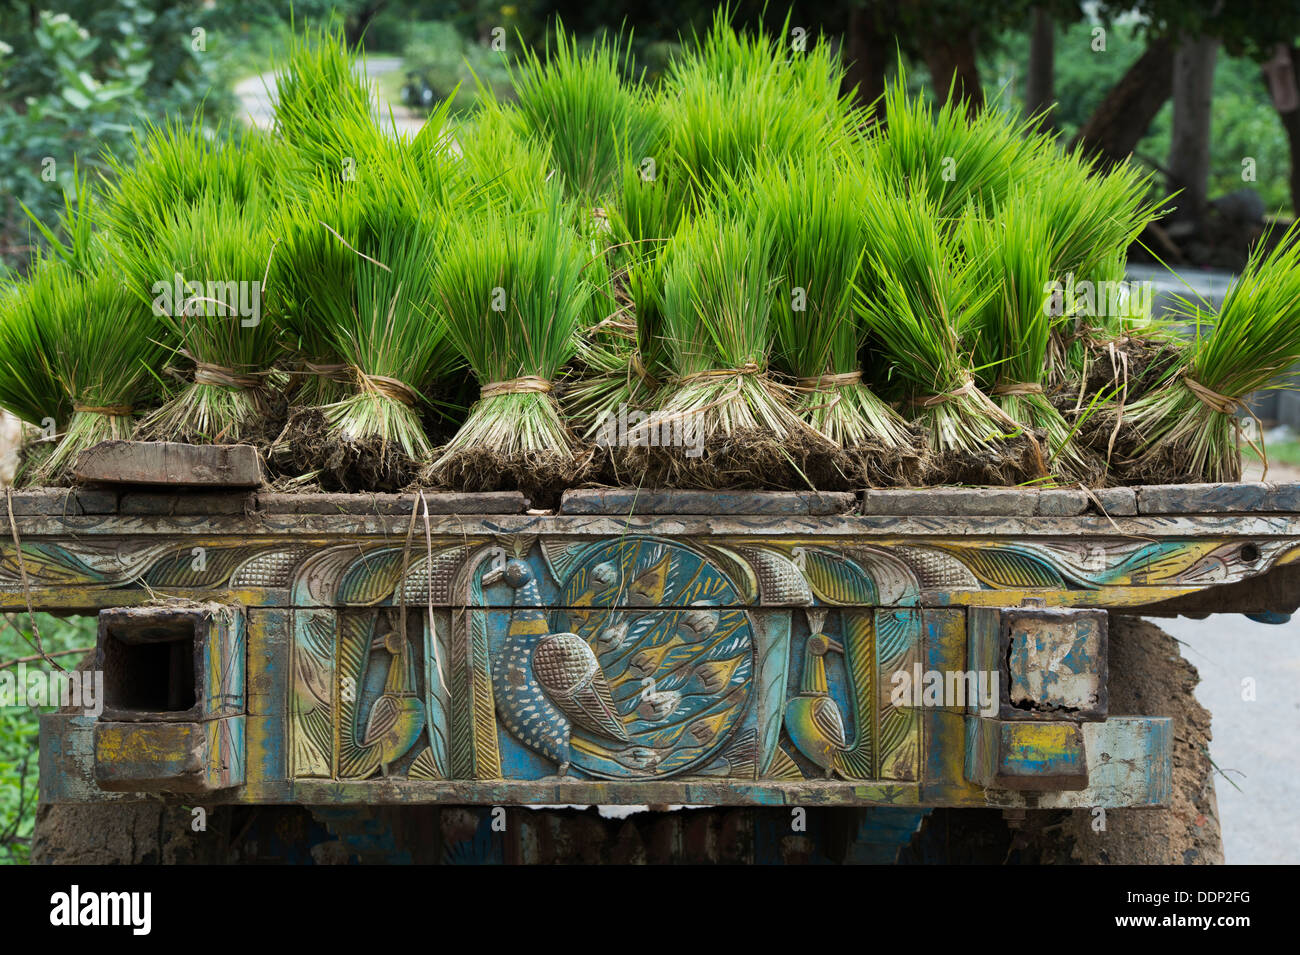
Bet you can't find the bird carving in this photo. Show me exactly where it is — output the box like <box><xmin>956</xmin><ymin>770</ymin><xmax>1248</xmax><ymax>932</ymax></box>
<box><xmin>784</xmin><ymin>620</ymin><xmax>847</xmax><ymax>778</ymax></box>
<box><xmin>634</xmin><ymin>677</ymin><xmax>683</xmax><ymax>722</ymax></box>
<box><xmin>361</xmin><ymin>629</ymin><xmax>426</xmax><ymax>777</ymax></box>
<box><xmin>488</xmin><ymin>556</ymin><xmax>630</xmax><ymax>775</ymax></box>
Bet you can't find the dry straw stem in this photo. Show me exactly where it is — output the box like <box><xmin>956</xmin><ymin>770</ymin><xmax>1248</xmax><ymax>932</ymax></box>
<box><xmin>1118</xmin><ymin>222</ymin><xmax>1300</xmax><ymax>483</ymax></box>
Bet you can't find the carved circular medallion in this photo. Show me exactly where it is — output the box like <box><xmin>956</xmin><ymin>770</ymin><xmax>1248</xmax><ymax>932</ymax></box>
<box><xmin>549</xmin><ymin>537</ymin><xmax>754</xmax><ymax>778</ymax></box>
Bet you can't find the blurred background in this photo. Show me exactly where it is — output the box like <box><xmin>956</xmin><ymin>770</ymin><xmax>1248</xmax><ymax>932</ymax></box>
<box><xmin>1</xmin><ymin>1</ymin><xmax>1297</xmax><ymax>864</ymax></box>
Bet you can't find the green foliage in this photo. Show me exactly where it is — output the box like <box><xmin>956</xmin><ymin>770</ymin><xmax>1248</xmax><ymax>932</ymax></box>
<box><xmin>432</xmin><ymin>193</ymin><xmax>593</xmax><ymax>461</ymax></box>
<box><xmin>1125</xmin><ymin>222</ymin><xmax>1300</xmax><ymax>480</ymax></box>
<box><xmin>0</xmin><ymin>1</ymin><xmax>234</xmax><ymax>272</ymax></box>
<box><xmin>0</xmin><ymin>614</ymin><xmax>96</xmax><ymax>865</ymax></box>
<box><xmin>509</xmin><ymin>25</ymin><xmax>662</xmax><ymax>201</ymax></box>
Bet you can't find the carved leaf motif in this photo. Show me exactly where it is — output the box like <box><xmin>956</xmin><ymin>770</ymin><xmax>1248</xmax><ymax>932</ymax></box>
<box><xmin>944</xmin><ymin>546</ymin><xmax>1064</xmax><ymax>589</ymax></box>
<box><xmin>800</xmin><ymin>549</ymin><xmax>877</xmax><ymax>606</ymax></box>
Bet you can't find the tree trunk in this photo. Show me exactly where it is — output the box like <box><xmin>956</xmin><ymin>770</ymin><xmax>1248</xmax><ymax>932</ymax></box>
<box><xmin>345</xmin><ymin>1</ymin><xmax>389</xmax><ymax>51</ymax></box>
<box><xmin>1167</xmin><ymin>35</ymin><xmax>1220</xmax><ymax>226</ymax></box>
<box><xmin>1070</xmin><ymin>38</ymin><xmax>1175</xmax><ymax>168</ymax></box>
<box><xmin>923</xmin><ymin>30</ymin><xmax>985</xmax><ymax>116</ymax></box>
<box><xmin>1262</xmin><ymin>45</ymin><xmax>1300</xmax><ymax>217</ymax></box>
<box><xmin>844</xmin><ymin>4</ymin><xmax>892</xmax><ymax>123</ymax></box>
<box><xmin>1025</xmin><ymin>7</ymin><xmax>1055</xmax><ymax>131</ymax></box>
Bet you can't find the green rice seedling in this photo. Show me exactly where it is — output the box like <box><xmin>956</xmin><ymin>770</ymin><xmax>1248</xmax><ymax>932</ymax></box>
<box><xmin>632</xmin><ymin>210</ymin><xmax>818</xmax><ymax>486</ymax></box>
<box><xmin>508</xmin><ymin>25</ymin><xmax>661</xmax><ymax>202</ymax></box>
<box><xmin>100</xmin><ymin>117</ymin><xmax>275</xmax><ymax>240</ymax></box>
<box><xmin>26</xmin><ymin>261</ymin><xmax>168</xmax><ymax>479</ymax></box>
<box><xmin>747</xmin><ymin>157</ymin><xmax>915</xmax><ymax>472</ymax></box>
<box><xmin>855</xmin><ymin>190</ymin><xmax>1045</xmax><ymax>484</ymax></box>
<box><xmin>1009</xmin><ymin>155</ymin><xmax>1173</xmax><ymax>387</ymax></box>
<box><xmin>1112</xmin><ymin>224</ymin><xmax>1300</xmax><ymax>484</ymax></box>
<box><xmin>430</xmin><ymin>192</ymin><xmax>592</xmax><ymax>486</ymax></box>
<box><xmin>960</xmin><ymin>200</ymin><xmax>1103</xmax><ymax>485</ymax></box>
<box><xmin>659</xmin><ymin>12</ymin><xmax>863</xmax><ymax>205</ymax></box>
<box><xmin>274</xmin><ymin>168</ymin><xmax>458</xmax><ymax>471</ymax></box>
<box><xmin>273</xmin><ymin>23</ymin><xmax>378</xmax><ymax>182</ymax></box>
<box><xmin>0</xmin><ymin>269</ymin><xmax>67</xmax><ymax>443</ymax></box>
<box><xmin>868</xmin><ymin>71</ymin><xmax>1047</xmax><ymax>221</ymax></box>
<box><xmin>455</xmin><ymin>101</ymin><xmax>554</xmax><ymax>215</ymax></box>
<box><xmin>117</xmin><ymin>193</ymin><xmax>285</xmax><ymax>444</ymax></box>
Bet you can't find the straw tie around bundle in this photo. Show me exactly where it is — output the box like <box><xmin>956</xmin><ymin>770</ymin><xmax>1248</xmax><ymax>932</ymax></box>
<box><xmin>918</xmin><ymin>378</ymin><xmax>977</xmax><ymax>408</ymax></box>
<box><xmin>302</xmin><ymin>361</ymin><xmax>355</xmax><ymax>383</ymax></box>
<box><xmin>353</xmin><ymin>368</ymin><xmax>421</xmax><ymax>407</ymax></box>
<box><xmin>72</xmin><ymin>403</ymin><xmax>134</xmax><ymax>416</ymax></box>
<box><xmin>991</xmin><ymin>382</ymin><xmax>1045</xmax><ymax>397</ymax></box>
<box><xmin>674</xmin><ymin>361</ymin><xmax>763</xmax><ymax>385</ymax></box>
<box><xmin>1181</xmin><ymin>375</ymin><xmax>1241</xmax><ymax>416</ymax></box>
<box><xmin>192</xmin><ymin>364</ymin><xmax>263</xmax><ymax>391</ymax></box>
<box><xmin>480</xmin><ymin>376</ymin><xmax>554</xmax><ymax>398</ymax></box>
<box><xmin>795</xmin><ymin>370</ymin><xmax>863</xmax><ymax>393</ymax></box>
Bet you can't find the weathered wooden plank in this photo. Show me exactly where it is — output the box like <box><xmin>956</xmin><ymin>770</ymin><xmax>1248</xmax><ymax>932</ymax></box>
<box><xmin>560</xmin><ymin>488</ymin><xmax>856</xmax><ymax>515</ymax></box>
<box><xmin>73</xmin><ymin>440</ymin><xmax>263</xmax><ymax>487</ymax></box>
<box><xmin>258</xmin><ymin>490</ymin><xmax>528</xmax><ymax>515</ymax></box>
<box><xmin>5</xmin><ymin>487</ymin><xmax>117</xmax><ymax>515</ymax></box>
<box><xmin>964</xmin><ymin>718</ymin><xmax>1088</xmax><ymax>791</ymax></box>
<box><xmin>1138</xmin><ymin>481</ymin><xmax>1300</xmax><ymax>514</ymax></box>
<box><xmin>119</xmin><ymin>490</ymin><xmax>256</xmax><ymax>515</ymax></box>
<box><xmin>1035</xmin><ymin>489</ymin><xmax>1089</xmax><ymax>516</ymax></box>
<box><xmin>989</xmin><ymin>717</ymin><xmax>1173</xmax><ymax>809</ymax></box>
<box><xmin>93</xmin><ymin>716</ymin><xmax>245</xmax><ymax>792</ymax></box>
<box><xmin>861</xmin><ymin>488</ymin><xmax>1039</xmax><ymax>516</ymax></box>
<box><xmin>1088</xmin><ymin>486</ymin><xmax>1138</xmax><ymax>516</ymax></box>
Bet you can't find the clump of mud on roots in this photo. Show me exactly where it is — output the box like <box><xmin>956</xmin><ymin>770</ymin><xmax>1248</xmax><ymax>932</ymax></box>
<box><xmin>274</xmin><ymin>407</ymin><xmax>418</xmax><ymax>492</ymax></box>
<box><xmin>425</xmin><ymin>446</ymin><xmax>595</xmax><ymax>510</ymax></box>
<box><xmin>1067</xmin><ymin>335</ymin><xmax>1182</xmax><ymax>406</ymax></box>
<box><xmin>607</xmin><ymin>427</ymin><xmax>860</xmax><ymax>491</ymax></box>
<box><xmin>922</xmin><ymin>429</ymin><xmax>1051</xmax><ymax>487</ymax></box>
<box><xmin>1075</xmin><ymin>406</ymin><xmax>1242</xmax><ymax>486</ymax></box>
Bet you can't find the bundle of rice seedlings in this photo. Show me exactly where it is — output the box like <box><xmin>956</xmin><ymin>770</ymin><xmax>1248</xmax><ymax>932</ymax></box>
<box><xmin>0</xmin><ymin>270</ymin><xmax>67</xmax><ymax>473</ymax></box>
<box><xmin>855</xmin><ymin>191</ymin><xmax>1046</xmax><ymax>485</ymax></box>
<box><xmin>117</xmin><ymin>193</ymin><xmax>285</xmax><ymax>444</ymax></box>
<box><xmin>868</xmin><ymin>72</ymin><xmax>1047</xmax><ymax>220</ymax></box>
<box><xmin>661</xmin><ymin>17</ymin><xmax>861</xmax><ymax>201</ymax></box>
<box><xmin>274</xmin><ymin>169</ymin><xmax>458</xmax><ymax>487</ymax></box>
<box><xmin>960</xmin><ymin>201</ymin><xmax>1104</xmax><ymax>485</ymax></box>
<box><xmin>1011</xmin><ymin>155</ymin><xmax>1173</xmax><ymax>390</ymax></box>
<box><xmin>100</xmin><ymin>117</ymin><xmax>274</xmax><ymax>239</ymax></box>
<box><xmin>629</xmin><ymin>210</ymin><xmax>823</xmax><ymax>489</ymax></box>
<box><xmin>429</xmin><ymin>193</ymin><xmax>593</xmax><ymax>497</ymax></box>
<box><xmin>508</xmin><ymin>25</ymin><xmax>661</xmax><ymax>201</ymax></box>
<box><xmin>1105</xmin><ymin>225</ymin><xmax>1300</xmax><ymax>484</ymax></box>
<box><xmin>455</xmin><ymin>102</ymin><xmax>554</xmax><ymax>215</ymax></box>
<box><xmin>559</xmin><ymin>151</ymin><xmax>686</xmax><ymax>442</ymax></box>
<box><xmin>25</xmin><ymin>261</ymin><xmax>167</xmax><ymax>480</ymax></box>
<box><xmin>747</xmin><ymin>157</ymin><xmax>919</xmax><ymax>485</ymax></box>
<box><xmin>272</xmin><ymin>23</ymin><xmax>378</xmax><ymax>181</ymax></box>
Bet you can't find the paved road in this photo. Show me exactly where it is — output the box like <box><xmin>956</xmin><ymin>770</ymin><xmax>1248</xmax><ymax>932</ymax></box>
<box><xmin>233</xmin><ymin>55</ymin><xmax>424</xmax><ymax>137</ymax></box>
<box><xmin>1155</xmin><ymin>615</ymin><xmax>1300</xmax><ymax>864</ymax></box>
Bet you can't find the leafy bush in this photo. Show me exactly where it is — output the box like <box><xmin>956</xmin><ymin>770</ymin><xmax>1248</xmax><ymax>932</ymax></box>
<box><xmin>0</xmin><ymin>614</ymin><xmax>96</xmax><ymax>865</ymax></box>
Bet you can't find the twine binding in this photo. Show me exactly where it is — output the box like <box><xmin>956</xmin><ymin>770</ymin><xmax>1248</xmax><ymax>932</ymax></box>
<box><xmin>480</xmin><ymin>376</ymin><xmax>554</xmax><ymax>399</ymax></box>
